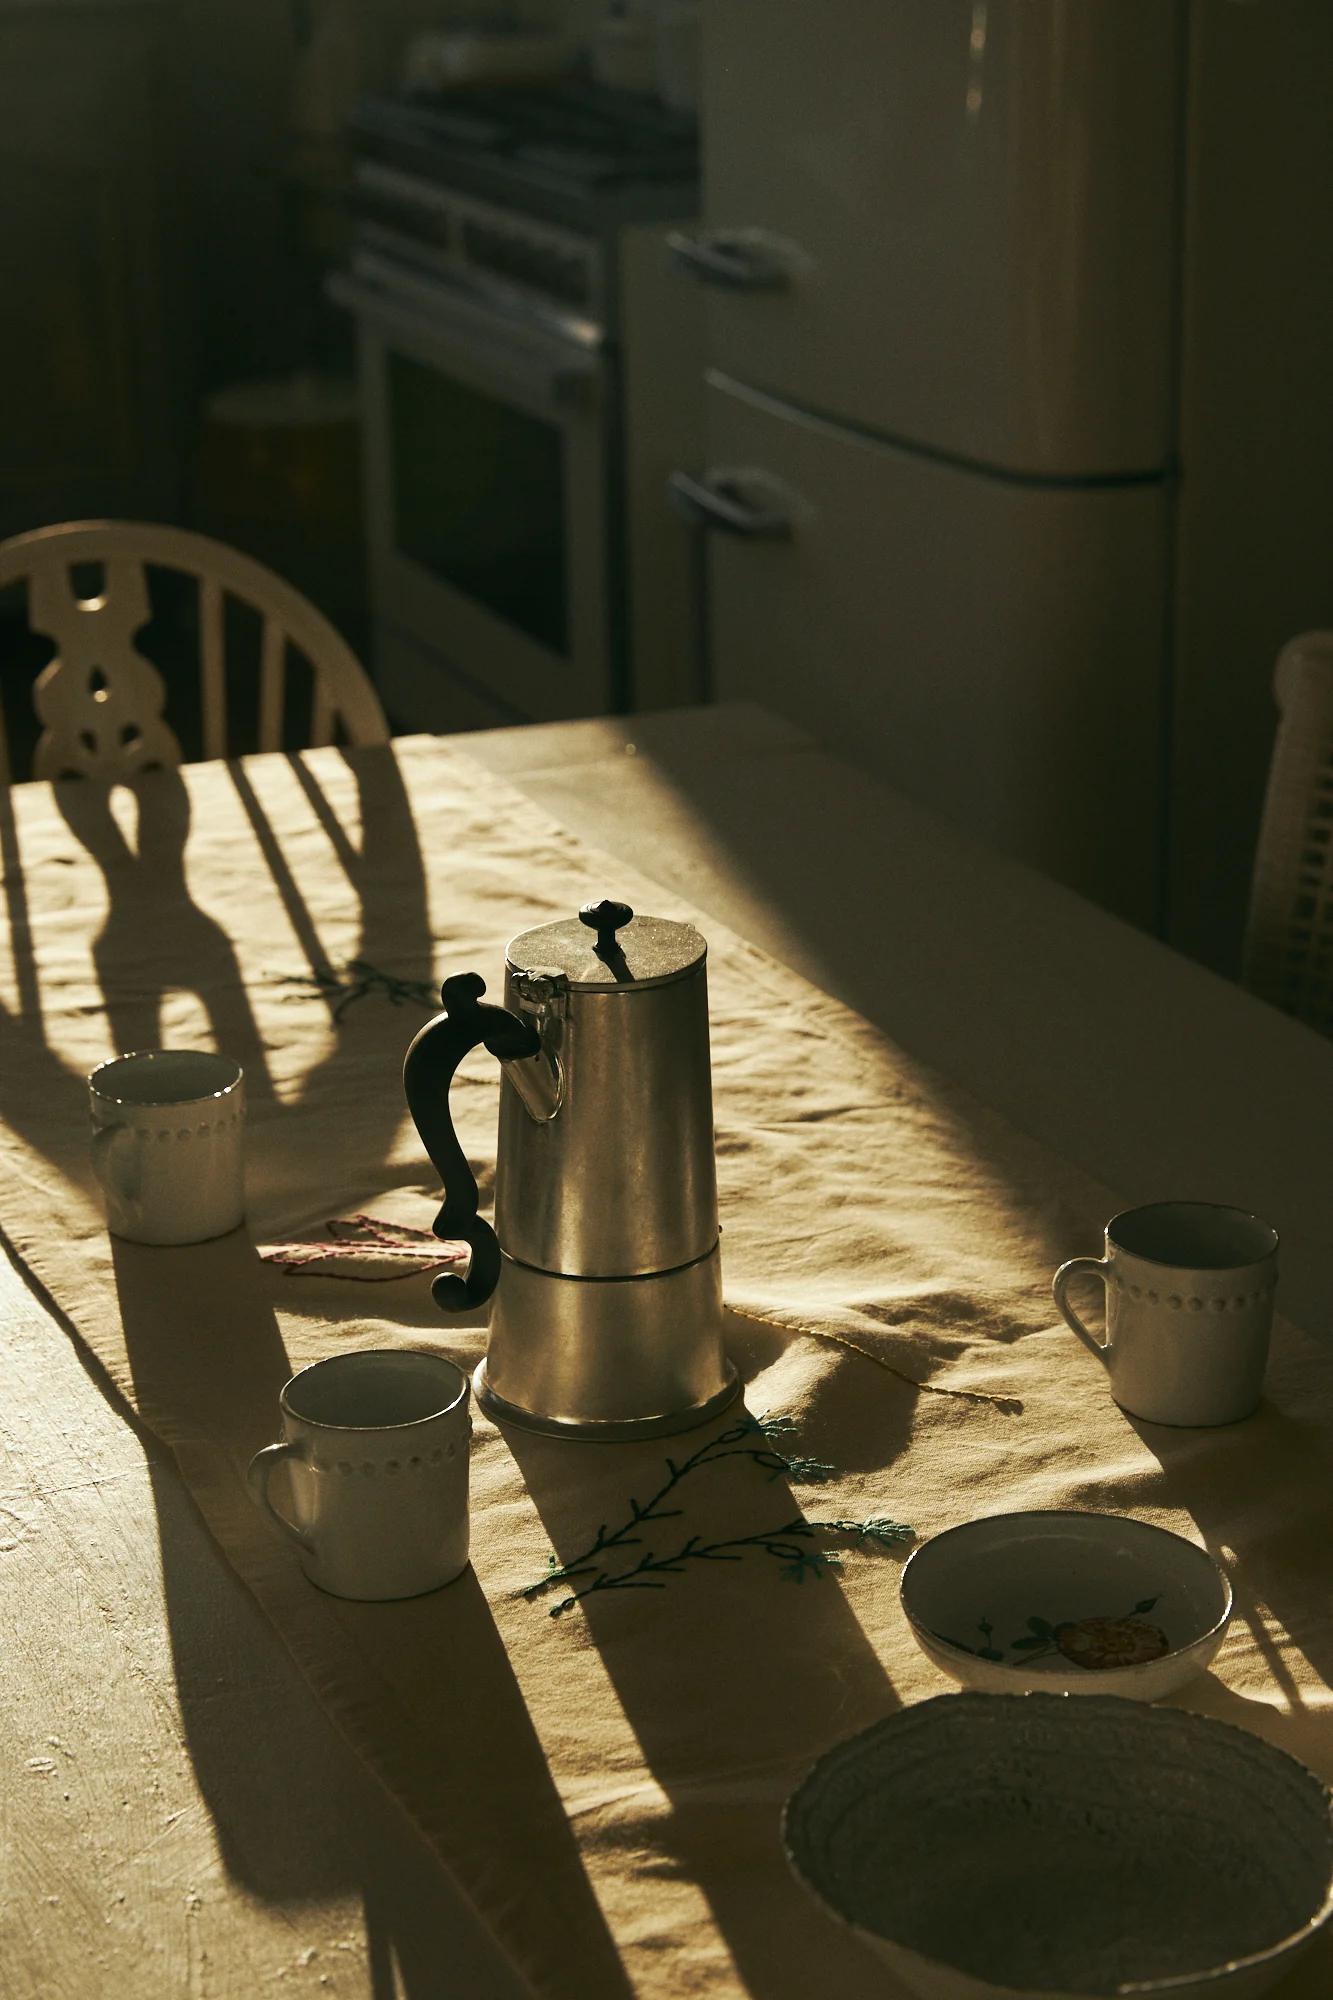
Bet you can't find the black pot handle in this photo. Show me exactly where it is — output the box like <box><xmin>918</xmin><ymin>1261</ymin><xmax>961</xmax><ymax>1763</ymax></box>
<box><xmin>403</xmin><ymin>972</ymin><xmax>541</xmax><ymax>1313</ymax></box>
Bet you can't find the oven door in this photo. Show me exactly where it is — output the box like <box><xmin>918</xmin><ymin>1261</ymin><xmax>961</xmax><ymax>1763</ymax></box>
<box><xmin>331</xmin><ymin>259</ymin><xmax>614</xmax><ymax>724</ymax></box>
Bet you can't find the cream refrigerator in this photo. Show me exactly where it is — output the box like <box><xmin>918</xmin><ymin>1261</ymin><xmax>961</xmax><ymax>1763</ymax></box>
<box><xmin>667</xmin><ymin>0</ymin><xmax>1333</xmax><ymax>951</ymax></box>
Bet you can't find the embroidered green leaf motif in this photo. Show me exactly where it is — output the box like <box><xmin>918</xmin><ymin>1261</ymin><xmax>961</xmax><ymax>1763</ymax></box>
<box><xmin>781</xmin><ymin>1551</ymin><xmax>839</xmax><ymax>1584</ymax></box>
<box><xmin>809</xmin><ymin>1517</ymin><xmax>914</xmax><ymax>1551</ymax></box>
<box><xmin>778</xmin><ymin>1454</ymin><xmax>839</xmax><ymax>1484</ymax></box>
<box><xmin>518</xmin><ymin>1412</ymin><xmax>913</xmax><ymax>1617</ymax></box>
<box><xmin>280</xmin><ymin>958</ymin><xmax>441</xmax><ymax>1020</ymax></box>
<box><xmin>861</xmin><ymin>1518</ymin><xmax>916</xmax><ymax>1549</ymax></box>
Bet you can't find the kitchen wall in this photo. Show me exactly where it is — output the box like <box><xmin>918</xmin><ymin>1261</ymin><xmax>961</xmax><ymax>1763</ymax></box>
<box><xmin>530</xmin><ymin>0</ymin><xmax>604</xmax><ymax>32</ymax></box>
<box><xmin>179</xmin><ymin>0</ymin><xmax>463</xmax><ymax>391</ymax></box>
<box><xmin>177</xmin><ymin>0</ymin><xmax>610</xmax><ymax>392</ymax></box>
<box><xmin>0</xmin><ymin>0</ymin><xmax>627</xmax><ymax>426</ymax></box>
<box><xmin>175</xmin><ymin>0</ymin><xmax>299</xmax><ymax>392</ymax></box>
<box><xmin>0</xmin><ymin>0</ymin><xmax>616</xmax><ymax>605</ymax></box>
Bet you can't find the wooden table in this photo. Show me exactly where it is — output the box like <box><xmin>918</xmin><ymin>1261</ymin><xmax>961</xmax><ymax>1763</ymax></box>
<box><xmin>5</xmin><ymin>703</ymin><xmax>1330</xmax><ymax>1998</ymax></box>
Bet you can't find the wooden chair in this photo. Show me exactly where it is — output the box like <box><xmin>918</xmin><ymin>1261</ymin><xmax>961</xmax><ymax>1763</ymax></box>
<box><xmin>1242</xmin><ymin>630</ymin><xmax>1333</xmax><ymax>1035</ymax></box>
<box><xmin>0</xmin><ymin>520</ymin><xmax>388</xmax><ymax>782</ymax></box>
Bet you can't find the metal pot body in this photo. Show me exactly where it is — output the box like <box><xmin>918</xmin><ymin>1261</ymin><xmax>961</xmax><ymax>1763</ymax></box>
<box><xmin>404</xmin><ymin>901</ymin><xmax>736</xmax><ymax>1439</ymax></box>
<box><xmin>494</xmin><ymin>958</ymin><xmax>719</xmax><ymax>1279</ymax></box>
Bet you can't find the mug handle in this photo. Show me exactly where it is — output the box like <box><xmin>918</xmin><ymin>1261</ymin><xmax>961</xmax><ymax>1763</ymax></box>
<box><xmin>1052</xmin><ymin>1256</ymin><xmax>1112</xmax><ymax>1361</ymax></box>
<box><xmin>247</xmin><ymin>1442</ymin><xmax>313</xmax><ymax>1554</ymax></box>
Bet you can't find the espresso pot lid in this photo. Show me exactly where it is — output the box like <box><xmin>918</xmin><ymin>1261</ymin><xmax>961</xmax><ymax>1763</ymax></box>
<box><xmin>507</xmin><ymin>899</ymin><xmax>706</xmax><ymax>991</ymax></box>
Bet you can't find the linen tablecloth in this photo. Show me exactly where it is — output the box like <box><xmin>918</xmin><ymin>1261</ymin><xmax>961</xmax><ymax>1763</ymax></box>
<box><xmin>0</xmin><ymin>737</ymin><xmax>1329</xmax><ymax>1998</ymax></box>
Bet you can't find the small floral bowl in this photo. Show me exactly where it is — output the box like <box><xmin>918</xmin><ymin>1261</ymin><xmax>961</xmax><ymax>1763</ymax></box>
<box><xmin>900</xmin><ymin>1509</ymin><xmax>1232</xmax><ymax>1700</ymax></box>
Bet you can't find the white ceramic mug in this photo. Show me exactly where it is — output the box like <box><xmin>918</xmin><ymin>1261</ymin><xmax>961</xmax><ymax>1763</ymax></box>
<box><xmin>248</xmin><ymin>1350</ymin><xmax>471</xmax><ymax>1600</ymax></box>
<box><xmin>1053</xmin><ymin>1201</ymin><xmax>1278</xmax><ymax>1426</ymax></box>
<box><xmin>89</xmin><ymin>1049</ymin><xmax>245</xmax><ymax>1245</ymax></box>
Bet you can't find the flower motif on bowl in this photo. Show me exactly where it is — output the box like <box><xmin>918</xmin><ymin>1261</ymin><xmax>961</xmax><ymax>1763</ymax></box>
<box><xmin>932</xmin><ymin>1595</ymin><xmax>1168</xmax><ymax>1670</ymax></box>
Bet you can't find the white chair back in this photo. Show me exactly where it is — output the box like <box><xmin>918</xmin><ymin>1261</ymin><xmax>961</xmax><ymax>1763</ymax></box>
<box><xmin>1243</xmin><ymin>630</ymin><xmax>1333</xmax><ymax>1035</ymax></box>
<box><xmin>0</xmin><ymin>520</ymin><xmax>388</xmax><ymax>782</ymax></box>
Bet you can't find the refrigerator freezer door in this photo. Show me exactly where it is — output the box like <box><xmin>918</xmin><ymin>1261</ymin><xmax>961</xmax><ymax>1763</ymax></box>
<box><xmin>699</xmin><ymin>371</ymin><xmax>1169</xmax><ymax>928</ymax></box>
<box><xmin>693</xmin><ymin>0</ymin><xmax>1184</xmax><ymax>478</ymax></box>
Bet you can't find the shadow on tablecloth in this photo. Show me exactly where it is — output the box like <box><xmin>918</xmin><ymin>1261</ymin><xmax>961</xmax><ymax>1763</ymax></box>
<box><xmin>500</xmin><ymin>1309</ymin><xmax>919</xmax><ymax>2000</ymax></box>
<box><xmin>1127</xmin><ymin>1370</ymin><xmax>1333</xmax><ymax>1775</ymax></box>
<box><xmin>43</xmin><ymin>753</ymin><xmax>560</xmax><ymax>1995</ymax></box>
<box><xmin>108</xmin><ymin>1226</ymin><xmax>632</xmax><ymax>2000</ymax></box>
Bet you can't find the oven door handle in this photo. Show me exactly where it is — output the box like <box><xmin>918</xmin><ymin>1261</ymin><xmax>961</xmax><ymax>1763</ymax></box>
<box><xmin>327</xmin><ymin>269</ymin><xmax>597</xmax><ymax>409</ymax></box>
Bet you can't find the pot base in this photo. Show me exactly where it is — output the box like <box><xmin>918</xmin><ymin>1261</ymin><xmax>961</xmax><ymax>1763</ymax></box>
<box><xmin>473</xmin><ymin>1359</ymin><xmax>740</xmax><ymax>1441</ymax></box>
<box><xmin>474</xmin><ymin>1244</ymin><xmax>739</xmax><ymax>1440</ymax></box>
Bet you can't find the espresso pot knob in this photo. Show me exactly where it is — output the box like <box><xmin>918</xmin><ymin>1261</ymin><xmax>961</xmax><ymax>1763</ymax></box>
<box><xmin>578</xmin><ymin>899</ymin><xmax>634</xmax><ymax>949</ymax></box>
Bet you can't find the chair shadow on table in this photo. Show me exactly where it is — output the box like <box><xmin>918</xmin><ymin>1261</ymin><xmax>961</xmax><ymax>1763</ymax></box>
<box><xmin>0</xmin><ymin>747</ymin><xmax>576</xmax><ymax>1996</ymax></box>
<box><xmin>54</xmin><ymin>769</ymin><xmax>283</xmax><ymax>1102</ymax></box>
<box><xmin>0</xmin><ymin>766</ymin><xmax>282</xmax><ymax>1184</ymax></box>
<box><xmin>1127</xmin><ymin>1389</ymin><xmax>1333</xmax><ymax>1993</ymax></box>
<box><xmin>111</xmin><ymin>1226</ymin><xmax>630</xmax><ymax>1999</ymax></box>
<box><xmin>87</xmin><ymin>749</ymin><xmax>548</xmax><ymax>1997</ymax></box>
<box><xmin>0</xmin><ymin>744</ymin><xmax>436</xmax><ymax>1166</ymax></box>
<box><xmin>1127</xmin><ymin>1391</ymin><xmax>1333</xmax><ymax>1780</ymax></box>
<box><xmin>501</xmin><ymin>1309</ymin><xmax>920</xmax><ymax>2000</ymax></box>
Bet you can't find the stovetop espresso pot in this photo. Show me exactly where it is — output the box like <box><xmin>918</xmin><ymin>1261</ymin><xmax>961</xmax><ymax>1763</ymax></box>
<box><xmin>404</xmin><ymin>899</ymin><xmax>737</xmax><ymax>1439</ymax></box>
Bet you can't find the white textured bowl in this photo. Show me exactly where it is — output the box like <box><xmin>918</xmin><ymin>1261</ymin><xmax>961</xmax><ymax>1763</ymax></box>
<box><xmin>784</xmin><ymin>1694</ymin><xmax>1333</xmax><ymax>2000</ymax></box>
<box><xmin>900</xmin><ymin>1510</ymin><xmax>1233</xmax><ymax>1700</ymax></box>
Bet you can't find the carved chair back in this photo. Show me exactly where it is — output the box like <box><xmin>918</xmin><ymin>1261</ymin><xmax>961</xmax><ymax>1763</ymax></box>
<box><xmin>1243</xmin><ymin>630</ymin><xmax>1333</xmax><ymax>1037</ymax></box>
<box><xmin>0</xmin><ymin>521</ymin><xmax>388</xmax><ymax>783</ymax></box>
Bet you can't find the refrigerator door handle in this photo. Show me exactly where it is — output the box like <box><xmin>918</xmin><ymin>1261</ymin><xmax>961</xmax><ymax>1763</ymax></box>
<box><xmin>666</xmin><ymin>229</ymin><xmax>795</xmax><ymax>291</ymax></box>
<box><xmin>667</xmin><ymin>470</ymin><xmax>793</xmax><ymax>539</ymax></box>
